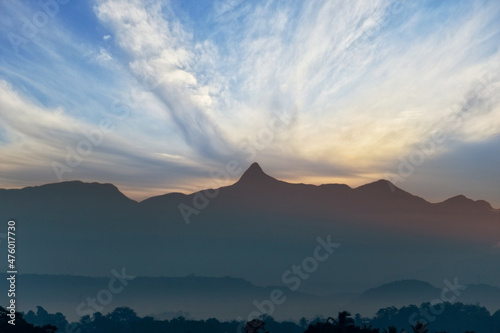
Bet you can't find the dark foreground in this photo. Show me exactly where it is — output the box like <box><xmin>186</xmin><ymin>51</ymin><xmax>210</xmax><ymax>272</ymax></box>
<box><xmin>2</xmin><ymin>302</ymin><xmax>500</xmax><ymax>333</ymax></box>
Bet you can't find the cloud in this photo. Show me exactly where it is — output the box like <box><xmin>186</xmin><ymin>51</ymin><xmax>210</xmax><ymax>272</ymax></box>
<box><xmin>0</xmin><ymin>78</ymin><xmax>205</xmax><ymax>193</ymax></box>
<box><xmin>1</xmin><ymin>0</ymin><xmax>500</xmax><ymax>203</ymax></box>
<box><xmin>96</xmin><ymin>47</ymin><xmax>112</xmax><ymax>62</ymax></box>
<box><xmin>95</xmin><ymin>0</ymin><xmax>233</xmax><ymax>161</ymax></box>
<box><xmin>191</xmin><ymin>0</ymin><xmax>500</xmax><ymax>176</ymax></box>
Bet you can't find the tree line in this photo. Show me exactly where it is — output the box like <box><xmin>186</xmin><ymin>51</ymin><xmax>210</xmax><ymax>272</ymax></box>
<box><xmin>1</xmin><ymin>302</ymin><xmax>499</xmax><ymax>333</ymax></box>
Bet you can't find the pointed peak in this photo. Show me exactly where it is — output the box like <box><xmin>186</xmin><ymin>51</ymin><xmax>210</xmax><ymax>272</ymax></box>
<box><xmin>236</xmin><ymin>163</ymin><xmax>277</xmax><ymax>185</ymax></box>
<box><xmin>240</xmin><ymin>162</ymin><xmax>266</xmax><ymax>179</ymax></box>
<box><xmin>247</xmin><ymin>162</ymin><xmax>264</xmax><ymax>173</ymax></box>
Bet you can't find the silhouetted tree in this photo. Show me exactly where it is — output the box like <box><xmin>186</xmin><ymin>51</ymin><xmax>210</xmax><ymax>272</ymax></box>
<box><xmin>0</xmin><ymin>306</ymin><xmax>57</xmax><ymax>333</ymax></box>
<box><xmin>245</xmin><ymin>319</ymin><xmax>268</xmax><ymax>333</ymax></box>
<box><xmin>492</xmin><ymin>309</ymin><xmax>500</xmax><ymax>328</ymax></box>
<box><xmin>305</xmin><ymin>311</ymin><xmax>380</xmax><ymax>333</ymax></box>
<box><xmin>382</xmin><ymin>325</ymin><xmax>405</xmax><ymax>333</ymax></box>
<box><xmin>410</xmin><ymin>321</ymin><xmax>428</xmax><ymax>333</ymax></box>
<box><xmin>24</xmin><ymin>306</ymin><xmax>68</xmax><ymax>331</ymax></box>
<box><xmin>10</xmin><ymin>304</ymin><xmax>500</xmax><ymax>333</ymax></box>
<box><xmin>328</xmin><ymin>311</ymin><xmax>356</xmax><ymax>331</ymax></box>
<box><xmin>107</xmin><ymin>306</ymin><xmax>139</xmax><ymax>330</ymax></box>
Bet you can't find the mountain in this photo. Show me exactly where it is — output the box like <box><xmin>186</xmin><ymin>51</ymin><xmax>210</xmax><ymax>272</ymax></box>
<box><xmin>354</xmin><ymin>280</ymin><xmax>440</xmax><ymax>315</ymax></box>
<box><xmin>433</xmin><ymin>195</ymin><xmax>494</xmax><ymax>212</ymax></box>
<box><xmin>360</xmin><ymin>279</ymin><xmax>439</xmax><ymax>301</ymax></box>
<box><xmin>235</xmin><ymin>162</ymin><xmax>280</xmax><ymax>186</ymax></box>
<box><xmin>351</xmin><ymin>279</ymin><xmax>500</xmax><ymax>316</ymax></box>
<box><xmin>0</xmin><ymin>273</ymin><xmax>346</xmax><ymax>322</ymax></box>
<box><xmin>460</xmin><ymin>284</ymin><xmax>500</xmax><ymax>311</ymax></box>
<box><xmin>0</xmin><ymin>180</ymin><xmax>135</xmax><ymax>207</ymax></box>
<box><xmin>0</xmin><ymin>163</ymin><xmax>499</xmax><ymax>303</ymax></box>
<box><xmin>3</xmin><ymin>272</ymin><xmax>499</xmax><ymax>322</ymax></box>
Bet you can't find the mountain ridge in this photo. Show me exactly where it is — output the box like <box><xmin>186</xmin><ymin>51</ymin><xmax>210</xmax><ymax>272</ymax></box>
<box><xmin>1</xmin><ymin>163</ymin><xmax>499</xmax><ymax>307</ymax></box>
<box><xmin>2</xmin><ymin>163</ymin><xmax>495</xmax><ymax>209</ymax></box>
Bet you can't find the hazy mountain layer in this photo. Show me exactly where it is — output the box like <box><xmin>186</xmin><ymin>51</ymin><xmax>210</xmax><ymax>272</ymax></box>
<box><xmin>1</xmin><ymin>163</ymin><xmax>499</xmax><ymax>298</ymax></box>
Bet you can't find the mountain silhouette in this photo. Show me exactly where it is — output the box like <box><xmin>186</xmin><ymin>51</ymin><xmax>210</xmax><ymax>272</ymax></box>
<box><xmin>225</xmin><ymin>162</ymin><xmax>289</xmax><ymax>198</ymax></box>
<box><xmin>0</xmin><ymin>162</ymin><xmax>499</xmax><ymax>300</ymax></box>
<box><xmin>356</xmin><ymin>280</ymin><xmax>439</xmax><ymax>308</ymax></box>
<box><xmin>236</xmin><ymin>162</ymin><xmax>278</xmax><ymax>185</ymax></box>
<box><xmin>350</xmin><ymin>279</ymin><xmax>500</xmax><ymax>316</ymax></box>
<box><xmin>2</xmin><ymin>272</ymin><xmax>498</xmax><ymax>322</ymax></box>
<box><xmin>434</xmin><ymin>194</ymin><xmax>494</xmax><ymax>212</ymax></box>
<box><xmin>0</xmin><ymin>273</ymin><xmax>336</xmax><ymax>322</ymax></box>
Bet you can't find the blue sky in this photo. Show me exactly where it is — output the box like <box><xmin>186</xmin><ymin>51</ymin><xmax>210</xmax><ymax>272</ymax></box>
<box><xmin>0</xmin><ymin>0</ymin><xmax>499</xmax><ymax>206</ymax></box>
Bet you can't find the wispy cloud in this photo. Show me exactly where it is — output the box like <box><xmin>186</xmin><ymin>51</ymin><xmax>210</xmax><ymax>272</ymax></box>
<box><xmin>0</xmin><ymin>0</ymin><xmax>499</xmax><ymax>204</ymax></box>
<box><xmin>95</xmin><ymin>0</ymin><xmax>234</xmax><ymax>162</ymax></box>
<box><xmin>96</xmin><ymin>47</ymin><xmax>112</xmax><ymax>63</ymax></box>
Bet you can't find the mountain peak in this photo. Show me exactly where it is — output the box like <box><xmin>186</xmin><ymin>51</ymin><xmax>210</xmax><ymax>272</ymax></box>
<box><xmin>235</xmin><ymin>162</ymin><xmax>277</xmax><ymax>185</ymax></box>
<box><xmin>247</xmin><ymin>162</ymin><xmax>264</xmax><ymax>174</ymax></box>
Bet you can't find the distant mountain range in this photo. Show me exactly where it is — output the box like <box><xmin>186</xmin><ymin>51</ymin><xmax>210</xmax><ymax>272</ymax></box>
<box><xmin>0</xmin><ymin>273</ymin><xmax>337</xmax><ymax>321</ymax></box>
<box><xmin>354</xmin><ymin>279</ymin><xmax>500</xmax><ymax>315</ymax></box>
<box><xmin>1</xmin><ymin>273</ymin><xmax>499</xmax><ymax>322</ymax></box>
<box><xmin>0</xmin><ymin>163</ymin><xmax>499</xmax><ymax>319</ymax></box>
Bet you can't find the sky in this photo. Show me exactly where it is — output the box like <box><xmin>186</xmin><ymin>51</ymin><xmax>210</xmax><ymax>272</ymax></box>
<box><xmin>0</xmin><ymin>0</ymin><xmax>499</xmax><ymax>206</ymax></box>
